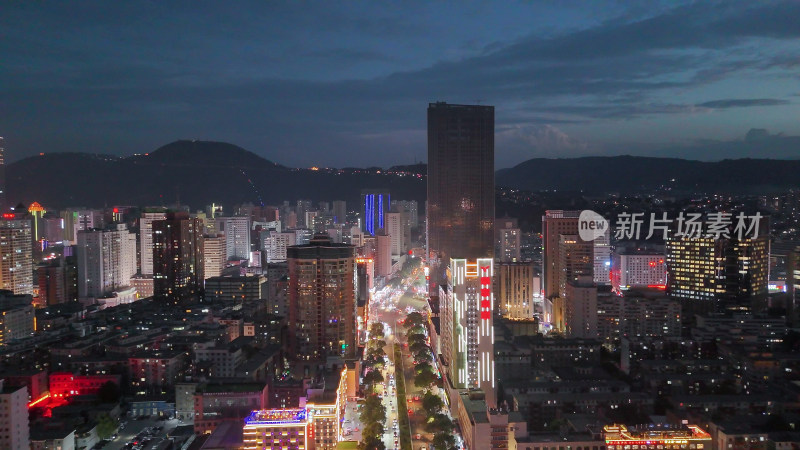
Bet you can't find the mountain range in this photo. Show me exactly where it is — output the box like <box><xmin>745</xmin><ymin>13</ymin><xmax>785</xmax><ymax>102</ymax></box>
<box><xmin>7</xmin><ymin>141</ymin><xmax>799</xmax><ymax>209</ymax></box>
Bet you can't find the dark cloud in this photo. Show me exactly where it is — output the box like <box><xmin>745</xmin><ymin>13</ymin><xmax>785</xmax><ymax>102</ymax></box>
<box><xmin>0</xmin><ymin>1</ymin><xmax>799</xmax><ymax>167</ymax></box>
<box><xmin>696</xmin><ymin>99</ymin><xmax>790</xmax><ymax>109</ymax></box>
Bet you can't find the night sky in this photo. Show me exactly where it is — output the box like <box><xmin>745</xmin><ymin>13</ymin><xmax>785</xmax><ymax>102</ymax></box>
<box><xmin>2</xmin><ymin>1</ymin><xmax>799</xmax><ymax>168</ymax></box>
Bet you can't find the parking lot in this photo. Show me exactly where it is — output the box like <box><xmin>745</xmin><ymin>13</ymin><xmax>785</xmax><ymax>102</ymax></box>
<box><xmin>102</xmin><ymin>417</ymin><xmax>181</xmax><ymax>450</ymax></box>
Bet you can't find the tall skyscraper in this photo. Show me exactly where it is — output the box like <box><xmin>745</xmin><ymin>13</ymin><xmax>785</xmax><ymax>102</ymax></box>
<box><xmin>557</xmin><ymin>234</ymin><xmax>594</xmax><ymax>299</ymax></box>
<box><xmin>76</xmin><ymin>224</ymin><xmax>137</xmax><ymax>299</ymax></box>
<box><xmin>217</xmin><ymin>216</ymin><xmax>251</xmax><ymax>260</ymax></box>
<box><xmin>385</xmin><ymin>211</ymin><xmax>404</xmax><ymax>256</ymax></box>
<box><xmin>202</xmin><ymin>234</ymin><xmax>226</xmax><ymax>279</ymax></box>
<box><xmin>0</xmin><ymin>137</ymin><xmax>4</xmax><ymax>212</ymax></box>
<box><xmin>496</xmin><ymin>218</ymin><xmax>521</xmax><ymax>263</ymax></box>
<box><xmin>139</xmin><ymin>209</ymin><xmax>167</xmax><ymax>276</ymax></box>
<box><xmin>287</xmin><ymin>235</ymin><xmax>357</xmax><ymax>361</ymax></box>
<box><xmin>666</xmin><ymin>233</ymin><xmax>769</xmax><ymax>313</ymax></box>
<box><xmin>496</xmin><ymin>261</ymin><xmax>535</xmax><ymax>319</ymax></box>
<box><xmin>441</xmin><ymin>258</ymin><xmax>495</xmax><ymax>407</ymax></box>
<box><xmin>263</xmin><ymin>231</ymin><xmax>296</xmax><ymax>262</ymax></box>
<box><xmin>427</xmin><ymin>102</ymin><xmax>494</xmax><ymax>286</ymax></box>
<box><xmin>152</xmin><ymin>212</ymin><xmax>204</xmax><ymax>303</ymax></box>
<box><xmin>542</xmin><ymin>210</ymin><xmax>581</xmax><ymax>299</ymax></box>
<box><xmin>592</xmin><ymin>228</ymin><xmax>612</xmax><ymax>285</ymax></box>
<box><xmin>361</xmin><ymin>189</ymin><xmax>390</xmax><ymax>236</ymax></box>
<box><xmin>332</xmin><ymin>200</ymin><xmax>347</xmax><ymax>225</ymax></box>
<box><xmin>391</xmin><ymin>200</ymin><xmax>419</xmax><ymax>228</ymax></box>
<box><xmin>0</xmin><ymin>217</ymin><xmax>33</xmax><ymax>295</ymax></box>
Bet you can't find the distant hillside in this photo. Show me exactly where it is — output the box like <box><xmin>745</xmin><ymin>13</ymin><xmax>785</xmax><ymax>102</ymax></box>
<box><xmin>496</xmin><ymin>155</ymin><xmax>800</xmax><ymax>193</ymax></box>
<box><xmin>7</xmin><ymin>140</ymin><xmax>425</xmax><ymax>209</ymax></box>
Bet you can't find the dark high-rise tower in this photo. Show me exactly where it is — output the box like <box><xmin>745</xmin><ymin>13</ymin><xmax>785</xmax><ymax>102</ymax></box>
<box><xmin>427</xmin><ymin>102</ymin><xmax>494</xmax><ymax>285</ymax></box>
<box><xmin>0</xmin><ymin>137</ymin><xmax>5</xmax><ymax>212</ymax></box>
<box><xmin>153</xmin><ymin>212</ymin><xmax>204</xmax><ymax>304</ymax></box>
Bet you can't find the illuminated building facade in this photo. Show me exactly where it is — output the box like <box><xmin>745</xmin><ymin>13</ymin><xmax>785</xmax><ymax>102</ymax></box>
<box><xmin>427</xmin><ymin>103</ymin><xmax>495</xmax><ymax>287</ymax></box>
<box><xmin>542</xmin><ymin>210</ymin><xmax>580</xmax><ymax>300</ymax></box>
<box><xmin>76</xmin><ymin>224</ymin><xmax>137</xmax><ymax>300</ymax></box>
<box><xmin>243</xmin><ymin>408</ymin><xmax>308</xmax><ymax>450</ymax></box>
<box><xmin>203</xmin><ymin>234</ymin><xmax>226</xmax><ymax>279</ymax></box>
<box><xmin>139</xmin><ymin>209</ymin><xmax>167</xmax><ymax>276</ymax></box>
<box><xmin>496</xmin><ymin>262</ymin><xmax>535</xmax><ymax>319</ymax></box>
<box><xmin>243</xmin><ymin>367</ymin><xmax>348</xmax><ymax>450</ymax></box>
<box><xmin>610</xmin><ymin>251</ymin><xmax>667</xmax><ymax>293</ymax></box>
<box><xmin>496</xmin><ymin>218</ymin><xmax>521</xmax><ymax>263</ymax></box>
<box><xmin>604</xmin><ymin>424</ymin><xmax>711</xmax><ymax>450</ymax></box>
<box><xmin>48</xmin><ymin>372</ymin><xmax>121</xmax><ymax>399</ymax></box>
<box><xmin>217</xmin><ymin>216</ymin><xmax>252</xmax><ymax>260</ymax></box>
<box><xmin>287</xmin><ymin>236</ymin><xmax>357</xmax><ymax>360</ymax></box>
<box><xmin>443</xmin><ymin>258</ymin><xmax>495</xmax><ymax>407</ymax></box>
<box><xmin>361</xmin><ymin>189</ymin><xmax>390</xmax><ymax>236</ymax></box>
<box><xmin>666</xmin><ymin>234</ymin><xmax>769</xmax><ymax>312</ymax></box>
<box><xmin>0</xmin><ymin>216</ymin><xmax>33</xmax><ymax>295</ymax></box>
<box><xmin>28</xmin><ymin>202</ymin><xmax>46</xmax><ymax>241</ymax></box>
<box><xmin>152</xmin><ymin>212</ymin><xmax>204</xmax><ymax>304</ymax></box>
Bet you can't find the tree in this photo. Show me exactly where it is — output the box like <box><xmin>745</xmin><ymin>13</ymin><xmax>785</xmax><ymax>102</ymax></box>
<box><xmin>409</xmin><ymin>341</ymin><xmax>429</xmax><ymax>355</ymax></box>
<box><xmin>422</xmin><ymin>391</ymin><xmax>445</xmax><ymax>415</ymax></box>
<box><xmin>369</xmin><ymin>339</ymin><xmax>387</xmax><ymax>350</ymax></box>
<box><xmin>432</xmin><ymin>431</ymin><xmax>457</xmax><ymax>450</ymax></box>
<box><xmin>359</xmin><ymin>435</ymin><xmax>387</xmax><ymax>450</ymax></box>
<box><xmin>360</xmin><ymin>395</ymin><xmax>387</xmax><ymax>424</ymax></box>
<box><xmin>369</xmin><ymin>322</ymin><xmax>386</xmax><ymax>339</ymax></box>
<box><xmin>404</xmin><ymin>312</ymin><xmax>425</xmax><ymax>328</ymax></box>
<box><xmin>414</xmin><ymin>370</ymin><xmax>437</xmax><ymax>388</ymax></box>
<box><xmin>425</xmin><ymin>413</ymin><xmax>454</xmax><ymax>433</ymax></box>
<box><xmin>363</xmin><ymin>421</ymin><xmax>385</xmax><ymax>440</ymax></box>
<box><xmin>97</xmin><ymin>381</ymin><xmax>121</xmax><ymax>403</ymax></box>
<box><xmin>413</xmin><ymin>350</ymin><xmax>433</xmax><ymax>364</ymax></box>
<box><xmin>363</xmin><ymin>369</ymin><xmax>385</xmax><ymax>388</ymax></box>
<box><xmin>95</xmin><ymin>413</ymin><xmax>118</xmax><ymax>439</ymax></box>
<box><xmin>407</xmin><ymin>332</ymin><xmax>427</xmax><ymax>346</ymax></box>
<box><xmin>414</xmin><ymin>362</ymin><xmax>434</xmax><ymax>375</ymax></box>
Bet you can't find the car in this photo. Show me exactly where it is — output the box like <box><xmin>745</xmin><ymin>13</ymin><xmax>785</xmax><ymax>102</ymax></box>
<box><xmin>415</xmin><ymin>433</ymin><xmax>422</xmax><ymax>439</ymax></box>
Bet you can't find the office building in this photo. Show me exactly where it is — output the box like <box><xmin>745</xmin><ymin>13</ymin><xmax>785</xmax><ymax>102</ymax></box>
<box><xmin>332</xmin><ymin>200</ymin><xmax>347</xmax><ymax>225</ymax></box>
<box><xmin>361</xmin><ymin>189</ymin><xmax>390</xmax><ymax>236</ymax></box>
<box><xmin>205</xmin><ymin>275</ymin><xmax>265</xmax><ymax>304</ymax></box>
<box><xmin>296</xmin><ymin>200</ymin><xmax>313</xmax><ymax>228</ymax></box>
<box><xmin>666</xmin><ymin>233</ymin><xmax>769</xmax><ymax>312</ymax></box>
<box><xmin>496</xmin><ymin>218</ymin><xmax>521</xmax><ymax>263</ymax></box>
<box><xmin>0</xmin><ymin>137</ymin><xmax>4</xmax><ymax>211</ymax></box>
<box><xmin>558</xmin><ymin>234</ymin><xmax>594</xmax><ymax>299</ymax></box>
<box><xmin>496</xmin><ymin>262</ymin><xmax>536</xmax><ymax>319</ymax></box>
<box><xmin>564</xmin><ymin>277</ymin><xmax>598</xmax><ymax>339</ymax></box>
<box><xmin>152</xmin><ymin>212</ymin><xmax>204</xmax><ymax>303</ymax></box>
<box><xmin>217</xmin><ymin>216</ymin><xmax>251</xmax><ymax>260</ymax></box>
<box><xmin>427</xmin><ymin>102</ymin><xmax>495</xmax><ymax>286</ymax></box>
<box><xmin>610</xmin><ymin>250</ymin><xmax>667</xmax><ymax>293</ymax></box>
<box><xmin>203</xmin><ymin>234</ymin><xmax>226</xmax><ymax>279</ymax></box>
<box><xmin>263</xmin><ymin>231</ymin><xmax>296</xmax><ymax>262</ymax></box>
<box><xmin>375</xmin><ymin>233</ymin><xmax>392</xmax><ymax>277</ymax></box>
<box><xmin>593</xmin><ymin>228</ymin><xmax>612</xmax><ymax>285</ymax></box>
<box><xmin>391</xmin><ymin>199</ymin><xmax>419</xmax><ymax>228</ymax></box>
<box><xmin>603</xmin><ymin>424</ymin><xmax>711</xmax><ymax>450</ymax></box>
<box><xmin>0</xmin><ymin>217</ymin><xmax>33</xmax><ymax>295</ymax></box>
<box><xmin>76</xmin><ymin>224</ymin><xmax>137</xmax><ymax>300</ymax></box>
<box><xmin>385</xmin><ymin>211</ymin><xmax>404</xmax><ymax>256</ymax></box>
<box><xmin>442</xmin><ymin>258</ymin><xmax>495</xmax><ymax>407</ymax></box>
<box><xmin>193</xmin><ymin>382</ymin><xmax>268</xmax><ymax>434</ymax></box>
<box><xmin>0</xmin><ymin>300</ymin><xmax>34</xmax><ymax>345</ymax></box>
<box><xmin>37</xmin><ymin>260</ymin><xmax>66</xmax><ymax>306</ymax></box>
<box><xmin>287</xmin><ymin>235</ymin><xmax>357</xmax><ymax>360</ymax></box>
<box><xmin>542</xmin><ymin>210</ymin><xmax>580</xmax><ymax>299</ymax></box>
<box><xmin>0</xmin><ymin>379</ymin><xmax>29</xmax><ymax>449</ymax></box>
<box><xmin>138</xmin><ymin>209</ymin><xmax>167</xmax><ymax>276</ymax></box>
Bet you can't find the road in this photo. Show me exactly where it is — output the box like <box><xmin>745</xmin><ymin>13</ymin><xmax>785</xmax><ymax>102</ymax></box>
<box><xmin>368</xmin><ymin>266</ymin><xmax>456</xmax><ymax>450</ymax></box>
<box><xmin>104</xmin><ymin>417</ymin><xmax>180</xmax><ymax>450</ymax></box>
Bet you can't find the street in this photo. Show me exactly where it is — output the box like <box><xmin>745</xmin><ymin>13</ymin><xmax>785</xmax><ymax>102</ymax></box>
<box><xmin>367</xmin><ymin>265</ymin><xmax>458</xmax><ymax>450</ymax></box>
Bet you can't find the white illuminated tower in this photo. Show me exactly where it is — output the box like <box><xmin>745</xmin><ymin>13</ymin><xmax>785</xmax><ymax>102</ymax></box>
<box><xmin>443</xmin><ymin>257</ymin><xmax>495</xmax><ymax>407</ymax></box>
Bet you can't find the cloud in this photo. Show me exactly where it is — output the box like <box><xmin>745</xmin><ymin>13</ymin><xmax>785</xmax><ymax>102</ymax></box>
<box><xmin>696</xmin><ymin>98</ymin><xmax>790</xmax><ymax>109</ymax></box>
<box><xmin>497</xmin><ymin>125</ymin><xmax>590</xmax><ymax>167</ymax></box>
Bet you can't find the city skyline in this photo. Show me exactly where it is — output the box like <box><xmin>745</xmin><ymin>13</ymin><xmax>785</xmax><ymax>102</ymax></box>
<box><xmin>2</xmin><ymin>2</ymin><xmax>800</xmax><ymax>168</ymax></box>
